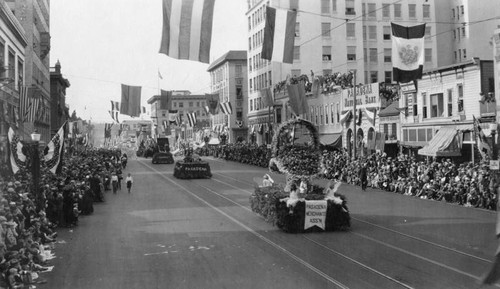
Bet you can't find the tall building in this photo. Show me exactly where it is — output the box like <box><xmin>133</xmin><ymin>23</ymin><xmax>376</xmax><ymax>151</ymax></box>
<box><xmin>0</xmin><ymin>0</ymin><xmax>27</xmax><ymax>163</ymax></box>
<box><xmin>207</xmin><ymin>50</ymin><xmax>248</xmax><ymax>144</ymax></box>
<box><xmin>148</xmin><ymin>91</ymin><xmax>210</xmax><ymax>143</ymax></box>
<box><xmin>246</xmin><ymin>0</ymin><xmax>441</xmax><ymax>145</ymax></box>
<box><xmin>7</xmin><ymin>0</ymin><xmax>51</xmax><ymax>142</ymax></box>
<box><xmin>49</xmin><ymin>60</ymin><xmax>70</xmax><ymax>135</ymax></box>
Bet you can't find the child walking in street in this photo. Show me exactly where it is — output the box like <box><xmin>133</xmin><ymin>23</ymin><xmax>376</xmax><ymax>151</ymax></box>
<box><xmin>126</xmin><ymin>173</ymin><xmax>133</xmax><ymax>193</ymax></box>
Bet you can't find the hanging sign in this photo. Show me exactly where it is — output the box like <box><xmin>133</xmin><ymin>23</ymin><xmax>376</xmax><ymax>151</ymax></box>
<box><xmin>304</xmin><ymin>200</ymin><xmax>327</xmax><ymax>230</ymax></box>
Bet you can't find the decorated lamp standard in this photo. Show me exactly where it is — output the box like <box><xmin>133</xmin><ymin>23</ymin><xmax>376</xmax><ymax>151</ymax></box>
<box><xmin>27</xmin><ymin>129</ymin><xmax>42</xmax><ymax>211</ymax></box>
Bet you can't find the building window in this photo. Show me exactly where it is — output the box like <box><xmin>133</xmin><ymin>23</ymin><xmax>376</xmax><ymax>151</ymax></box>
<box><xmin>248</xmin><ymin>58</ymin><xmax>252</xmax><ymax>71</ymax></box>
<box><xmin>447</xmin><ymin>89</ymin><xmax>453</xmax><ymax>116</ymax></box>
<box><xmin>346</xmin><ymin>23</ymin><xmax>355</xmax><ymax>38</ymax></box>
<box><xmin>336</xmin><ymin>103</ymin><xmax>340</xmax><ymax>122</ymax></box>
<box><xmin>425</xmin><ymin>48</ymin><xmax>432</xmax><ymax>62</ymax></box>
<box><xmin>236</xmin><ymin>108</ymin><xmax>243</xmax><ymax>120</ymax></box>
<box><xmin>460</xmin><ymin>5</ymin><xmax>464</xmax><ymax>14</ymax></box>
<box><xmin>367</xmin><ymin>3</ymin><xmax>376</xmax><ymax>18</ymax></box>
<box><xmin>332</xmin><ymin>0</ymin><xmax>337</xmax><ymax>12</ymax></box>
<box><xmin>369</xmin><ymin>48</ymin><xmax>378</xmax><ymax>62</ymax></box>
<box><xmin>321</xmin><ymin>0</ymin><xmax>330</xmax><ymax>13</ymax></box>
<box><xmin>452</xmin><ymin>8</ymin><xmax>455</xmax><ymax>18</ymax></box>
<box><xmin>430</xmin><ymin>93</ymin><xmax>444</xmax><ymax>118</ymax></box>
<box><xmin>293</xmin><ymin>46</ymin><xmax>300</xmax><ymax>60</ymax></box>
<box><xmin>325</xmin><ymin>106</ymin><xmax>329</xmax><ymax>125</ymax></box>
<box><xmin>178</xmin><ymin>102</ymin><xmax>184</xmax><ymax>108</ymax></box>
<box><xmin>408</xmin><ymin>4</ymin><xmax>416</xmax><ymax>18</ymax></box>
<box><xmin>276</xmin><ymin>107</ymin><xmax>282</xmax><ymax>123</ymax></box>
<box><xmin>382</xmin><ymin>3</ymin><xmax>390</xmax><ymax>18</ymax></box>
<box><xmin>394</xmin><ymin>3</ymin><xmax>401</xmax><ymax>18</ymax></box>
<box><xmin>453</xmin><ymin>30</ymin><xmax>456</xmax><ymax>39</ymax></box>
<box><xmin>362</xmin><ymin>25</ymin><xmax>366</xmax><ymax>41</ymax></box>
<box><xmin>363</xmin><ymin>48</ymin><xmax>367</xmax><ymax>63</ymax></box>
<box><xmin>196</xmin><ymin>101</ymin><xmax>200</xmax><ymax>107</ymax></box>
<box><xmin>385</xmin><ymin>71</ymin><xmax>392</xmax><ymax>83</ymax></box>
<box><xmin>454</xmin><ymin>51</ymin><xmax>457</xmax><ymax>60</ymax></box>
<box><xmin>291</xmin><ymin>69</ymin><xmax>301</xmax><ymax>77</ymax></box>
<box><xmin>322</xmin><ymin>46</ymin><xmax>332</xmax><ymax>61</ymax></box>
<box><xmin>370</xmin><ymin>71</ymin><xmax>378</xmax><ymax>83</ymax></box>
<box><xmin>248</xmin><ymin>16</ymin><xmax>251</xmax><ymax>30</ymax></box>
<box><xmin>236</xmin><ymin>86</ymin><xmax>243</xmax><ymax>99</ymax></box>
<box><xmin>320</xmin><ymin>105</ymin><xmax>324</xmax><ymax>125</ymax></box>
<box><xmin>321</xmin><ymin>22</ymin><xmax>331</xmax><ymax>37</ymax></box>
<box><xmin>422</xmin><ymin>92</ymin><xmax>427</xmax><ymax>118</ymax></box>
<box><xmin>462</xmin><ymin>27</ymin><xmax>466</xmax><ymax>37</ymax></box>
<box><xmin>383</xmin><ymin>26</ymin><xmax>391</xmax><ymax>40</ymax></box>
<box><xmin>425</xmin><ymin>26</ymin><xmax>431</xmax><ymax>38</ymax></box>
<box><xmin>249</xmin><ymin>79</ymin><xmax>252</xmax><ymax>90</ymax></box>
<box><xmin>458</xmin><ymin>49</ymin><xmax>462</xmax><ymax>61</ymax></box>
<box><xmin>173</xmin><ymin>102</ymin><xmax>177</xmax><ymax>108</ymax></box>
<box><xmin>347</xmin><ymin>46</ymin><xmax>356</xmax><ymax>61</ymax></box>
<box><xmin>368</xmin><ymin>26</ymin><xmax>377</xmax><ymax>40</ymax></box>
<box><xmin>331</xmin><ymin>104</ymin><xmax>335</xmax><ymax>124</ymax></box>
<box><xmin>248</xmin><ymin>37</ymin><xmax>251</xmax><ymax>51</ymax></box>
<box><xmin>346</xmin><ymin>0</ymin><xmax>355</xmax><ymax>15</ymax></box>
<box><xmin>189</xmin><ymin>101</ymin><xmax>193</xmax><ymax>107</ymax></box>
<box><xmin>268</xmin><ymin>71</ymin><xmax>272</xmax><ymax>86</ymax></box>
<box><xmin>295</xmin><ymin>22</ymin><xmax>300</xmax><ymax>37</ymax></box>
<box><xmin>423</xmin><ymin>4</ymin><xmax>430</xmax><ymax>18</ymax></box>
<box><xmin>384</xmin><ymin>48</ymin><xmax>391</xmax><ymax>62</ymax></box>
<box><xmin>463</xmin><ymin>48</ymin><xmax>467</xmax><ymax>59</ymax></box>
<box><xmin>235</xmin><ymin>65</ymin><xmax>242</xmax><ymax>77</ymax></box>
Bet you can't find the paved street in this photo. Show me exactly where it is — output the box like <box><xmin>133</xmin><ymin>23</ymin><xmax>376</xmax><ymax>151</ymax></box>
<box><xmin>41</xmin><ymin>157</ymin><xmax>498</xmax><ymax>289</ymax></box>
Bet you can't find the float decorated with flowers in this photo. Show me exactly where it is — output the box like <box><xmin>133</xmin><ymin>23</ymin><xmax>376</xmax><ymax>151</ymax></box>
<box><xmin>173</xmin><ymin>147</ymin><xmax>212</xmax><ymax>179</ymax></box>
<box><xmin>250</xmin><ymin>119</ymin><xmax>350</xmax><ymax>233</ymax></box>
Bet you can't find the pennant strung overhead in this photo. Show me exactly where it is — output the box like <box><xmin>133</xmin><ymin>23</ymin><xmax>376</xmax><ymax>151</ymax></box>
<box><xmin>261</xmin><ymin>6</ymin><xmax>297</xmax><ymax>64</ymax></box>
<box><xmin>160</xmin><ymin>90</ymin><xmax>172</xmax><ymax>110</ymax></box>
<box><xmin>392</xmin><ymin>22</ymin><xmax>426</xmax><ymax>83</ymax></box>
<box><xmin>159</xmin><ymin>0</ymin><xmax>216</xmax><ymax>64</ymax></box>
<box><xmin>120</xmin><ymin>84</ymin><xmax>142</xmax><ymax>117</ymax></box>
<box><xmin>219</xmin><ymin>101</ymin><xmax>232</xmax><ymax>115</ymax></box>
<box><xmin>187</xmin><ymin>112</ymin><xmax>197</xmax><ymax>127</ymax></box>
<box><xmin>7</xmin><ymin>127</ymin><xmax>26</xmax><ymax>174</ymax></box>
<box><xmin>260</xmin><ymin>88</ymin><xmax>274</xmax><ymax>107</ymax></box>
<box><xmin>205</xmin><ymin>93</ymin><xmax>219</xmax><ymax>115</ymax></box>
<box><xmin>44</xmin><ymin>122</ymin><xmax>67</xmax><ymax>174</ymax></box>
<box><xmin>287</xmin><ymin>82</ymin><xmax>308</xmax><ymax>115</ymax></box>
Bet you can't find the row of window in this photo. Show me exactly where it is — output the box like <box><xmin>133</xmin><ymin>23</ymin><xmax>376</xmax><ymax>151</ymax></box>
<box><xmin>451</xmin><ymin>5</ymin><xmax>465</xmax><ymax>19</ymax></box>
<box><xmin>248</xmin><ymin>2</ymin><xmax>268</xmax><ymax>31</ymax></box>
<box><xmin>307</xmin><ymin>103</ymin><xmax>342</xmax><ymax>126</ymax></box>
<box><xmin>249</xmin><ymin>52</ymin><xmax>269</xmax><ymax>72</ymax></box>
<box><xmin>362</xmin><ymin>3</ymin><xmax>431</xmax><ymax>19</ymax></box>
<box><xmin>249</xmin><ymin>28</ymin><xmax>265</xmax><ymax>51</ymax></box>
<box><xmin>453</xmin><ymin>27</ymin><xmax>467</xmax><ymax>41</ymax></box>
<box><xmin>0</xmin><ymin>37</ymin><xmax>24</xmax><ymax>91</ymax></box>
<box><xmin>455</xmin><ymin>49</ymin><xmax>467</xmax><ymax>61</ymax></box>
<box><xmin>402</xmin><ymin>85</ymin><xmax>465</xmax><ymax>120</ymax></box>
<box><xmin>249</xmin><ymin>71</ymin><xmax>272</xmax><ymax>92</ymax></box>
<box><xmin>172</xmin><ymin>101</ymin><xmax>206</xmax><ymax>109</ymax></box>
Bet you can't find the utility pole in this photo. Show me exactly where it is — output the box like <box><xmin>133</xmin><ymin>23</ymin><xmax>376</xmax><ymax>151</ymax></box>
<box><xmin>352</xmin><ymin>70</ymin><xmax>357</xmax><ymax>159</ymax></box>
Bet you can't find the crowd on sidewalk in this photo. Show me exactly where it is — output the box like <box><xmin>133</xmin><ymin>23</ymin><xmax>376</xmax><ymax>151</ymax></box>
<box><xmin>200</xmin><ymin>143</ymin><xmax>497</xmax><ymax>211</ymax></box>
<box><xmin>0</xmin><ymin>148</ymin><xmax>123</xmax><ymax>289</ymax></box>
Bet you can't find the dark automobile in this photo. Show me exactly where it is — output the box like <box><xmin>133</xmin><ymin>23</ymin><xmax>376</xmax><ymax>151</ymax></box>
<box><xmin>152</xmin><ymin>152</ymin><xmax>174</xmax><ymax>164</ymax></box>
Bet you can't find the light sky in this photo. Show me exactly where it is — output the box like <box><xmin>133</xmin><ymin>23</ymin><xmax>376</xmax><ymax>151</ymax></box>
<box><xmin>50</xmin><ymin>0</ymin><xmax>247</xmax><ymax>123</ymax></box>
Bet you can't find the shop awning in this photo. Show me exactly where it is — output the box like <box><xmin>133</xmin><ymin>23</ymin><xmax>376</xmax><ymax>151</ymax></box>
<box><xmin>418</xmin><ymin>127</ymin><xmax>462</xmax><ymax>157</ymax></box>
<box><xmin>320</xmin><ymin>133</ymin><xmax>342</xmax><ymax>148</ymax></box>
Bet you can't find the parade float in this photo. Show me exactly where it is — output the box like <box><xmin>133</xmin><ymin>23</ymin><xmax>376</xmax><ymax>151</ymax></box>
<box><xmin>173</xmin><ymin>147</ymin><xmax>212</xmax><ymax>179</ymax></box>
<box><xmin>250</xmin><ymin>119</ymin><xmax>350</xmax><ymax>233</ymax></box>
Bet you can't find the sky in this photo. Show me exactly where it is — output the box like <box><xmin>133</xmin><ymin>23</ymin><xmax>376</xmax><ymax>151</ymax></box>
<box><xmin>50</xmin><ymin>0</ymin><xmax>248</xmax><ymax>123</ymax></box>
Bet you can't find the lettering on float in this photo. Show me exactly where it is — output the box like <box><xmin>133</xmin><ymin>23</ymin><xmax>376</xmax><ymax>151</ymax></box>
<box><xmin>304</xmin><ymin>200</ymin><xmax>328</xmax><ymax>230</ymax></box>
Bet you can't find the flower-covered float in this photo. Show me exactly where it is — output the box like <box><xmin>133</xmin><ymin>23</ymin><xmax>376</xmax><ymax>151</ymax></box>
<box><xmin>250</xmin><ymin>119</ymin><xmax>350</xmax><ymax>233</ymax></box>
<box><xmin>173</xmin><ymin>147</ymin><xmax>212</xmax><ymax>179</ymax></box>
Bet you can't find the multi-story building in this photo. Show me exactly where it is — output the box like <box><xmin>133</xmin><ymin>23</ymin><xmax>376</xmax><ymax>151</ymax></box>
<box><xmin>49</xmin><ymin>60</ymin><xmax>70</xmax><ymax>136</ymax></box>
<box><xmin>494</xmin><ymin>28</ymin><xmax>500</xmax><ymax>125</ymax></box>
<box><xmin>207</xmin><ymin>50</ymin><xmax>248</xmax><ymax>144</ymax></box>
<box><xmin>246</xmin><ymin>0</ymin><xmax>441</xmax><ymax>145</ymax></box>
<box><xmin>400</xmin><ymin>58</ymin><xmax>494</xmax><ymax>160</ymax></box>
<box><xmin>148</xmin><ymin>91</ymin><xmax>210</xmax><ymax>142</ymax></box>
<box><xmin>0</xmin><ymin>0</ymin><xmax>27</xmax><ymax>163</ymax></box>
<box><xmin>7</xmin><ymin>0</ymin><xmax>51</xmax><ymax>142</ymax></box>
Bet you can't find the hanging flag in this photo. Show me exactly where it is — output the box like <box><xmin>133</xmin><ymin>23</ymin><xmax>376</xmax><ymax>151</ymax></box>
<box><xmin>110</xmin><ymin>100</ymin><xmax>120</xmax><ymax>111</ymax></box>
<box><xmin>109</xmin><ymin>110</ymin><xmax>115</xmax><ymax>122</ymax></box>
<box><xmin>160</xmin><ymin>90</ymin><xmax>172</xmax><ymax>110</ymax></box>
<box><xmin>473</xmin><ymin>115</ymin><xmax>491</xmax><ymax>158</ymax></box>
<box><xmin>220</xmin><ymin>101</ymin><xmax>232</xmax><ymax>115</ymax></box>
<box><xmin>158</xmin><ymin>70</ymin><xmax>163</xmax><ymax>80</ymax></box>
<box><xmin>261</xmin><ymin>6</ymin><xmax>297</xmax><ymax>64</ymax></box>
<box><xmin>205</xmin><ymin>93</ymin><xmax>219</xmax><ymax>114</ymax></box>
<box><xmin>168</xmin><ymin>110</ymin><xmax>179</xmax><ymax>125</ymax></box>
<box><xmin>287</xmin><ymin>82</ymin><xmax>308</xmax><ymax>115</ymax></box>
<box><xmin>204</xmin><ymin>105</ymin><xmax>210</xmax><ymax>115</ymax></box>
<box><xmin>260</xmin><ymin>88</ymin><xmax>274</xmax><ymax>107</ymax></box>
<box><xmin>120</xmin><ymin>84</ymin><xmax>142</xmax><ymax>117</ymax></box>
<box><xmin>7</xmin><ymin>127</ymin><xmax>27</xmax><ymax>174</ymax></box>
<box><xmin>19</xmin><ymin>86</ymin><xmax>29</xmax><ymax>122</ymax></box>
<box><xmin>364</xmin><ymin>107</ymin><xmax>376</xmax><ymax>126</ymax></box>
<box><xmin>115</xmin><ymin>111</ymin><xmax>120</xmax><ymax>123</ymax></box>
<box><xmin>43</xmin><ymin>122</ymin><xmax>66</xmax><ymax>174</ymax></box>
<box><xmin>339</xmin><ymin>111</ymin><xmax>352</xmax><ymax>124</ymax></box>
<box><xmin>187</xmin><ymin>112</ymin><xmax>197</xmax><ymax>127</ymax></box>
<box><xmin>25</xmin><ymin>97</ymin><xmax>40</xmax><ymax>123</ymax></box>
<box><xmin>392</xmin><ymin>22</ymin><xmax>426</xmax><ymax>83</ymax></box>
<box><xmin>159</xmin><ymin>0</ymin><xmax>216</xmax><ymax>64</ymax></box>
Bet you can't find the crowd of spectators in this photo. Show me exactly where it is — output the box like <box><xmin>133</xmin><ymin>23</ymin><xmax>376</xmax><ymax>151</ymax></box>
<box><xmin>0</xmin><ymin>147</ymin><xmax>123</xmax><ymax>288</ymax></box>
<box><xmin>203</xmin><ymin>143</ymin><xmax>497</xmax><ymax>211</ymax></box>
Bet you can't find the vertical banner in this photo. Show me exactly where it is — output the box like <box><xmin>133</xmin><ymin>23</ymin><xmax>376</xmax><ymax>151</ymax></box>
<box><xmin>120</xmin><ymin>84</ymin><xmax>142</xmax><ymax>117</ymax></box>
<box><xmin>304</xmin><ymin>200</ymin><xmax>328</xmax><ymax>230</ymax></box>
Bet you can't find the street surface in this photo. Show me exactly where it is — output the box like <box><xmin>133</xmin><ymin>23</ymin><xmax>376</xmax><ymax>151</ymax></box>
<box><xmin>41</xmin><ymin>157</ymin><xmax>499</xmax><ymax>289</ymax></box>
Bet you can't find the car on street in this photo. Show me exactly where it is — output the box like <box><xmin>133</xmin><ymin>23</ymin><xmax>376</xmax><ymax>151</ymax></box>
<box><xmin>152</xmin><ymin>152</ymin><xmax>174</xmax><ymax>164</ymax></box>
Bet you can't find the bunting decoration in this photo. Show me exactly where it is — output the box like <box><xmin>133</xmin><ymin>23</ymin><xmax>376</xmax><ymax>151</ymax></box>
<box><xmin>160</xmin><ymin>90</ymin><xmax>172</xmax><ymax>110</ymax></box>
<box><xmin>473</xmin><ymin>115</ymin><xmax>491</xmax><ymax>158</ymax></box>
<box><xmin>104</xmin><ymin>123</ymin><xmax>113</xmax><ymax>139</ymax></box>
<box><xmin>159</xmin><ymin>0</ymin><xmax>216</xmax><ymax>64</ymax></box>
<box><xmin>43</xmin><ymin>122</ymin><xmax>67</xmax><ymax>174</ymax></box>
<box><xmin>120</xmin><ymin>84</ymin><xmax>142</xmax><ymax>117</ymax></box>
<box><xmin>219</xmin><ymin>101</ymin><xmax>232</xmax><ymax>115</ymax></box>
<box><xmin>205</xmin><ymin>93</ymin><xmax>219</xmax><ymax>115</ymax></box>
<box><xmin>261</xmin><ymin>6</ymin><xmax>297</xmax><ymax>64</ymax></box>
<box><xmin>187</xmin><ymin>112</ymin><xmax>197</xmax><ymax>127</ymax></box>
<box><xmin>19</xmin><ymin>86</ymin><xmax>30</xmax><ymax>122</ymax></box>
<box><xmin>392</xmin><ymin>22</ymin><xmax>426</xmax><ymax>83</ymax></box>
<box><xmin>287</xmin><ymin>82</ymin><xmax>308</xmax><ymax>115</ymax></box>
<box><xmin>7</xmin><ymin>127</ymin><xmax>26</xmax><ymax>174</ymax></box>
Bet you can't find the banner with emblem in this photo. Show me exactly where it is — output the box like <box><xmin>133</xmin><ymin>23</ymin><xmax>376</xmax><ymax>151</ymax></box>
<box><xmin>391</xmin><ymin>22</ymin><xmax>426</xmax><ymax>83</ymax></box>
<box><xmin>304</xmin><ymin>200</ymin><xmax>328</xmax><ymax>230</ymax></box>
<box><xmin>43</xmin><ymin>122</ymin><xmax>67</xmax><ymax>174</ymax></box>
<box><xmin>7</xmin><ymin>127</ymin><xmax>27</xmax><ymax>174</ymax></box>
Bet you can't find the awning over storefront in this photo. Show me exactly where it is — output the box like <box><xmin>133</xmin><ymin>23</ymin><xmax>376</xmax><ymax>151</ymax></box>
<box><xmin>320</xmin><ymin>133</ymin><xmax>342</xmax><ymax>148</ymax></box>
<box><xmin>418</xmin><ymin>127</ymin><xmax>462</xmax><ymax>157</ymax></box>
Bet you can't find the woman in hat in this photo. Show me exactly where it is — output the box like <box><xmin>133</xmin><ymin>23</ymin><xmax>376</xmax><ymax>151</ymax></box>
<box><xmin>125</xmin><ymin>173</ymin><xmax>133</xmax><ymax>193</ymax></box>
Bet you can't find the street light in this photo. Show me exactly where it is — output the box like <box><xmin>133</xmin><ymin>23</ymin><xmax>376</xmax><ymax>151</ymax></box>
<box><xmin>29</xmin><ymin>130</ymin><xmax>42</xmax><ymax>211</ymax></box>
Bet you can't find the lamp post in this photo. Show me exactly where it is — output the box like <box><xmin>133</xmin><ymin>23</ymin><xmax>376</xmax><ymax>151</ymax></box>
<box><xmin>29</xmin><ymin>130</ymin><xmax>42</xmax><ymax>212</ymax></box>
<box><xmin>351</xmin><ymin>70</ymin><xmax>357</xmax><ymax>159</ymax></box>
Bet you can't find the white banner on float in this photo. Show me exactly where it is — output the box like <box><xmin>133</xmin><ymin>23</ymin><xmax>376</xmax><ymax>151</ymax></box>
<box><xmin>304</xmin><ymin>200</ymin><xmax>328</xmax><ymax>230</ymax></box>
